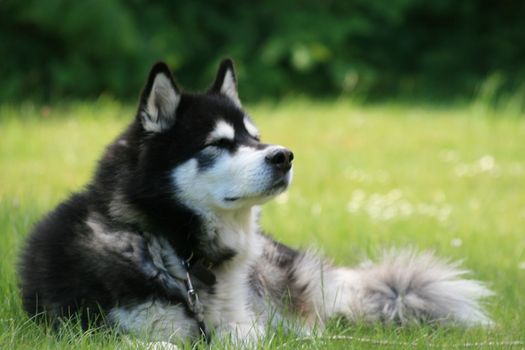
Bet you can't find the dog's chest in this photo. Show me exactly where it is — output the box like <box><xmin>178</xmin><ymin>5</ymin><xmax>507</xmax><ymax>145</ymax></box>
<box><xmin>198</xmin><ymin>220</ymin><xmax>264</xmax><ymax>327</ymax></box>
<box><xmin>201</xmin><ymin>257</ymin><xmax>254</xmax><ymax>326</ymax></box>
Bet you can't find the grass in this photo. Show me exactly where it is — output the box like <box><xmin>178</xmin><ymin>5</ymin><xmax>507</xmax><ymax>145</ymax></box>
<box><xmin>0</xmin><ymin>98</ymin><xmax>524</xmax><ymax>349</ymax></box>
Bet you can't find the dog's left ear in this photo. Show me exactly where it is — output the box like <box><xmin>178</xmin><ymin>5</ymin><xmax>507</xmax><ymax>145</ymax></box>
<box><xmin>208</xmin><ymin>58</ymin><xmax>241</xmax><ymax>107</ymax></box>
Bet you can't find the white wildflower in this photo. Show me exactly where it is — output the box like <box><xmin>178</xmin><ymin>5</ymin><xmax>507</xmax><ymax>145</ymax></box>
<box><xmin>479</xmin><ymin>155</ymin><xmax>495</xmax><ymax>172</ymax></box>
<box><xmin>438</xmin><ymin>206</ymin><xmax>452</xmax><ymax>222</ymax></box>
<box><xmin>275</xmin><ymin>192</ymin><xmax>289</xmax><ymax>205</ymax></box>
<box><xmin>440</xmin><ymin>150</ymin><xmax>459</xmax><ymax>163</ymax></box>
<box><xmin>399</xmin><ymin>201</ymin><xmax>413</xmax><ymax>217</ymax></box>
<box><xmin>451</xmin><ymin>238</ymin><xmax>463</xmax><ymax>247</ymax></box>
<box><xmin>433</xmin><ymin>191</ymin><xmax>446</xmax><ymax>203</ymax></box>
<box><xmin>311</xmin><ymin>204</ymin><xmax>322</xmax><ymax>216</ymax></box>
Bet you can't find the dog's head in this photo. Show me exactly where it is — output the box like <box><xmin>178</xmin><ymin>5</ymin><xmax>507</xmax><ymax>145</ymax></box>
<box><xmin>131</xmin><ymin>59</ymin><xmax>293</xmax><ymax>213</ymax></box>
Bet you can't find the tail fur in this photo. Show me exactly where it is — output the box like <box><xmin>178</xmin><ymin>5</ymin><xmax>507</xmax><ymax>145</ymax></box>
<box><xmin>353</xmin><ymin>250</ymin><xmax>493</xmax><ymax>326</ymax></box>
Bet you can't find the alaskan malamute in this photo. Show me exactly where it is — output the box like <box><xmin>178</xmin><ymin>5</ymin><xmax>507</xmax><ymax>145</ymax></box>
<box><xmin>19</xmin><ymin>59</ymin><xmax>492</xmax><ymax>346</ymax></box>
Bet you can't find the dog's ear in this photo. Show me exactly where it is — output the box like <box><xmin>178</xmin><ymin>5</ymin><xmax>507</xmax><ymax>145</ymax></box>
<box><xmin>139</xmin><ymin>62</ymin><xmax>181</xmax><ymax>133</ymax></box>
<box><xmin>208</xmin><ymin>58</ymin><xmax>241</xmax><ymax>107</ymax></box>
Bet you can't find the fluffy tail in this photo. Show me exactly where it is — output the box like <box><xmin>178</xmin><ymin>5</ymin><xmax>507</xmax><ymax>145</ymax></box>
<box><xmin>352</xmin><ymin>250</ymin><xmax>493</xmax><ymax>326</ymax></box>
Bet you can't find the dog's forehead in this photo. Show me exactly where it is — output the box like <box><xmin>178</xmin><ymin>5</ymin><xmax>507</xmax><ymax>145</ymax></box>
<box><xmin>181</xmin><ymin>94</ymin><xmax>257</xmax><ymax>137</ymax></box>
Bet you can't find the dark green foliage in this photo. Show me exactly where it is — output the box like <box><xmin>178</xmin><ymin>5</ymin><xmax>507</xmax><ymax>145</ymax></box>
<box><xmin>1</xmin><ymin>0</ymin><xmax>524</xmax><ymax>102</ymax></box>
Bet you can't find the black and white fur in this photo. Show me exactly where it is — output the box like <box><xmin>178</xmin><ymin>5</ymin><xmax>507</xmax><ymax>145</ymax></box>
<box><xmin>18</xmin><ymin>59</ymin><xmax>492</xmax><ymax>346</ymax></box>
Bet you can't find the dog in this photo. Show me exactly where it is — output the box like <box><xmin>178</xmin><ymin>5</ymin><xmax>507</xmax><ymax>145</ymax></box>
<box><xmin>18</xmin><ymin>59</ymin><xmax>492</xmax><ymax>346</ymax></box>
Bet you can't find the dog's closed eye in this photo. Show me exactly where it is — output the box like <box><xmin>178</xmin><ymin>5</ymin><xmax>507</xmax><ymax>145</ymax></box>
<box><xmin>207</xmin><ymin>138</ymin><xmax>235</xmax><ymax>149</ymax></box>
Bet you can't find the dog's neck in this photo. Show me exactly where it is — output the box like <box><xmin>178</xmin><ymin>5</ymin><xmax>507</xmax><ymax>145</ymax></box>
<box><xmin>198</xmin><ymin>206</ymin><xmax>261</xmax><ymax>267</ymax></box>
<box><xmin>108</xmin><ymin>192</ymin><xmax>262</xmax><ymax>268</ymax></box>
<box><xmin>209</xmin><ymin>206</ymin><xmax>258</xmax><ymax>234</ymax></box>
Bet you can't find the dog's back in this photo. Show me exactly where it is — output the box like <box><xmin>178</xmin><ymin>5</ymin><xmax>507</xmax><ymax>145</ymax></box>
<box><xmin>18</xmin><ymin>193</ymin><xmax>101</xmax><ymax>324</ymax></box>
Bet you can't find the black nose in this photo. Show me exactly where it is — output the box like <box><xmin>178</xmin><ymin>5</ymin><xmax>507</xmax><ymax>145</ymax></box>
<box><xmin>265</xmin><ymin>148</ymin><xmax>294</xmax><ymax>171</ymax></box>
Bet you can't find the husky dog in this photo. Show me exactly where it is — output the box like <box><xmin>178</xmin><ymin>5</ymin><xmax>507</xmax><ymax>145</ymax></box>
<box><xmin>18</xmin><ymin>59</ymin><xmax>492</xmax><ymax>346</ymax></box>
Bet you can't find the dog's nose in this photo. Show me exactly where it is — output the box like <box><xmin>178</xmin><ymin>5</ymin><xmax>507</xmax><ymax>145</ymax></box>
<box><xmin>265</xmin><ymin>148</ymin><xmax>294</xmax><ymax>171</ymax></box>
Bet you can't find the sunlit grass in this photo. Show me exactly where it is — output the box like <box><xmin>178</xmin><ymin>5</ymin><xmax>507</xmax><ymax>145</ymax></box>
<box><xmin>1</xmin><ymin>99</ymin><xmax>524</xmax><ymax>349</ymax></box>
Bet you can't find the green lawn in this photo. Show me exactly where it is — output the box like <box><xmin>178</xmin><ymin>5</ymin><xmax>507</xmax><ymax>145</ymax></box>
<box><xmin>1</xmin><ymin>100</ymin><xmax>524</xmax><ymax>349</ymax></box>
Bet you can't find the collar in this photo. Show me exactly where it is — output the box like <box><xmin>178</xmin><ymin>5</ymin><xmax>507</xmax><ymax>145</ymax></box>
<box><xmin>184</xmin><ymin>253</ymin><xmax>217</xmax><ymax>287</ymax></box>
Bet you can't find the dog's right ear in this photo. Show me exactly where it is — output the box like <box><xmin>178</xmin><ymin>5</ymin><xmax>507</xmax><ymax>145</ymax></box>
<box><xmin>139</xmin><ymin>62</ymin><xmax>181</xmax><ymax>133</ymax></box>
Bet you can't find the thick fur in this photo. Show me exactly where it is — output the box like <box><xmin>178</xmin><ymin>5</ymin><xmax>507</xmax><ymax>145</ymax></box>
<box><xmin>18</xmin><ymin>59</ymin><xmax>492</xmax><ymax>346</ymax></box>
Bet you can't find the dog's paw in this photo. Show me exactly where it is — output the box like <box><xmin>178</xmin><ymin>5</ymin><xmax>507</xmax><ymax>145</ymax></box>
<box><xmin>145</xmin><ymin>341</ymin><xmax>180</xmax><ymax>350</ymax></box>
<box><xmin>214</xmin><ymin>322</ymin><xmax>265</xmax><ymax>347</ymax></box>
<box><xmin>121</xmin><ymin>337</ymin><xmax>181</xmax><ymax>350</ymax></box>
